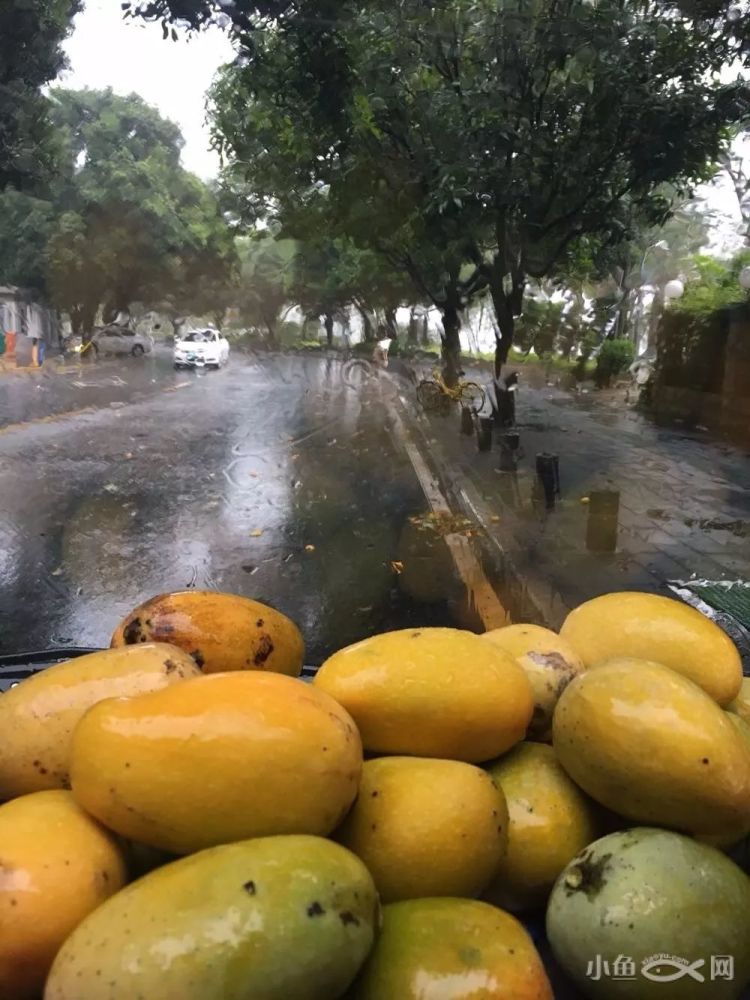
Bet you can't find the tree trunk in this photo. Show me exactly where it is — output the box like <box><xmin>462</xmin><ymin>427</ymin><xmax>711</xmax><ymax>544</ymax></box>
<box><xmin>356</xmin><ymin>304</ymin><xmax>375</xmax><ymax>343</ymax></box>
<box><xmin>407</xmin><ymin>308</ymin><xmax>419</xmax><ymax>345</ymax></box>
<box><xmin>384</xmin><ymin>307</ymin><xmax>398</xmax><ymax>341</ymax></box>
<box><xmin>420</xmin><ymin>315</ymin><xmax>429</xmax><ymax>346</ymax></box>
<box><xmin>440</xmin><ymin>303</ymin><xmax>461</xmax><ymax>386</ymax></box>
<box><xmin>488</xmin><ymin>277</ymin><xmax>523</xmax><ymax>379</ymax></box>
<box><xmin>646</xmin><ymin>287</ymin><xmax>664</xmax><ymax>355</ymax></box>
<box><xmin>324</xmin><ymin>312</ymin><xmax>334</xmax><ymax>347</ymax></box>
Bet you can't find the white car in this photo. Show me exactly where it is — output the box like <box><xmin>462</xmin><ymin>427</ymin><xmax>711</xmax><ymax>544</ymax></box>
<box><xmin>91</xmin><ymin>325</ymin><xmax>154</xmax><ymax>357</ymax></box>
<box><xmin>173</xmin><ymin>329</ymin><xmax>230</xmax><ymax>370</ymax></box>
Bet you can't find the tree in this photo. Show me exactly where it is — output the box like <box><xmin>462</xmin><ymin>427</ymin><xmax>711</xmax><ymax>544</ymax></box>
<box><xmin>0</xmin><ymin>189</ymin><xmax>55</xmax><ymax>291</ymax></box>
<box><xmin>0</xmin><ymin>0</ymin><xmax>80</xmax><ymax>192</ymax></box>
<box><xmin>208</xmin><ymin>0</ymin><xmax>749</xmax><ymax>380</ymax></box>
<box><xmin>720</xmin><ymin>133</ymin><xmax>750</xmax><ymax>242</ymax></box>
<box><xmin>44</xmin><ymin>89</ymin><xmax>236</xmax><ymax>335</ymax></box>
<box><xmin>234</xmin><ymin>233</ymin><xmax>296</xmax><ymax>344</ymax></box>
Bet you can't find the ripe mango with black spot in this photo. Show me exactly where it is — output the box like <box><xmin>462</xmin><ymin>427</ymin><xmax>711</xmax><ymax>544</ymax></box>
<box><xmin>553</xmin><ymin>658</ymin><xmax>750</xmax><ymax>835</ymax></box>
<box><xmin>560</xmin><ymin>590</ymin><xmax>742</xmax><ymax>704</ymax></box>
<box><xmin>111</xmin><ymin>590</ymin><xmax>305</xmax><ymax>676</ymax></box>
<box><xmin>0</xmin><ymin>644</ymin><xmax>200</xmax><ymax>801</ymax></box>
<box><xmin>314</xmin><ymin>628</ymin><xmax>534</xmax><ymax>762</ymax></box>
<box><xmin>483</xmin><ymin>624</ymin><xmax>585</xmax><ymax>740</ymax></box>
<box><xmin>547</xmin><ymin>828</ymin><xmax>750</xmax><ymax>1000</ymax></box>
<box><xmin>336</xmin><ymin>756</ymin><xmax>508</xmax><ymax>902</ymax></box>
<box><xmin>349</xmin><ymin>898</ymin><xmax>553</xmax><ymax>1000</ymax></box>
<box><xmin>45</xmin><ymin>835</ymin><xmax>378</xmax><ymax>1000</ymax></box>
<box><xmin>484</xmin><ymin>743</ymin><xmax>601</xmax><ymax>912</ymax></box>
<box><xmin>0</xmin><ymin>790</ymin><xmax>127</xmax><ymax>1000</ymax></box>
<box><xmin>70</xmin><ymin>671</ymin><xmax>362</xmax><ymax>854</ymax></box>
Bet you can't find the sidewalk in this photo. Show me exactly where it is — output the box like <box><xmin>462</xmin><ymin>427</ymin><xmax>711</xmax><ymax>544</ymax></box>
<box><xmin>402</xmin><ymin>379</ymin><xmax>750</xmax><ymax>628</ymax></box>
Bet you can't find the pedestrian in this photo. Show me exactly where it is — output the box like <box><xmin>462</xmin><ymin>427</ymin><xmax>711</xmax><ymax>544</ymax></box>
<box><xmin>372</xmin><ymin>337</ymin><xmax>392</xmax><ymax>369</ymax></box>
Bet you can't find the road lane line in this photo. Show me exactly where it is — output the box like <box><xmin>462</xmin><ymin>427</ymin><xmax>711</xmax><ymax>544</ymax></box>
<box><xmin>388</xmin><ymin>406</ymin><xmax>510</xmax><ymax>631</ymax></box>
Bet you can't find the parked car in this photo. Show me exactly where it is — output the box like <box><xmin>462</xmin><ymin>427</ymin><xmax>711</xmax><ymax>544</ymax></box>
<box><xmin>91</xmin><ymin>325</ymin><xmax>154</xmax><ymax>357</ymax></box>
<box><xmin>173</xmin><ymin>328</ymin><xmax>230</xmax><ymax>370</ymax></box>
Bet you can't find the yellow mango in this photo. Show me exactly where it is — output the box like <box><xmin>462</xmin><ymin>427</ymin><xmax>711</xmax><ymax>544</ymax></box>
<box><xmin>700</xmin><ymin>715</ymin><xmax>750</xmax><ymax>849</ymax></box>
<box><xmin>314</xmin><ymin>628</ymin><xmax>534</xmax><ymax>762</ymax></box>
<box><xmin>349</xmin><ymin>898</ymin><xmax>553</xmax><ymax>1000</ymax></box>
<box><xmin>0</xmin><ymin>790</ymin><xmax>127</xmax><ymax>1000</ymax></box>
<box><xmin>560</xmin><ymin>590</ymin><xmax>742</xmax><ymax>704</ymax></box>
<box><xmin>728</xmin><ymin>677</ymin><xmax>750</xmax><ymax>723</ymax></box>
<box><xmin>336</xmin><ymin>756</ymin><xmax>508</xmax><ymax>903</ymax></box>
<box><xmin>484</xmin><ymin>743</ymin><xmax>601</xmax><ymax>912</ymax></box>
<box><xmin>70</xmin><ymin>672</ymin><xmax>362</xmax><ymax>854</ymax></box>
<box><xmin>553</xmin><ymin>658</ymin><xmax>750</xmax><ymax>834</ymax></box>
<box><xmin>483</xmin><ymin>624</ymin><xmax>585</xmax><ymax>740</ymax></box>
<box><xmin>111</xmin><ymin>589</ymin><xmax>305</xmax><ymax>676</ymax></box>
<box><xmin>0</xmin><ymin>644</ymin><xmax>199</xmax><ymax>801</ymax></box>
<box><xmin>46</xmin><ymin>835</ymin><xmax>378</xmax><ymax>1000</ymax></box>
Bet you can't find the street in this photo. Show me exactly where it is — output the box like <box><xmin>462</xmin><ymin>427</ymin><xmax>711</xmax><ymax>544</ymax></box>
<box><xmin>0</xmin><ymin>349</ymin><xmax>497</xmax><ymax>663</ymax></box>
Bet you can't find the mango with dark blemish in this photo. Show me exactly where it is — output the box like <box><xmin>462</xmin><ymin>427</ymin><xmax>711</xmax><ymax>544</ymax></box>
<box><xmin>547</xmin><ymin>828</ymin><xmax>750</xmax><ymax>1000</ymax></box>
<box><xmin>0</xmin><ymin>790</ymin><xmax>126</xmax><ymax>1000</ymax></box>
<box><xmin>45</xmin><ymin>835</ymin><xmax>378</xmax><ymax>1000</ymax></box>
<box><xmin>111</xmin><ymin>590</ymin><xmax>305</xmax><ymax>677</ymax></box>
<box><xmin>70</xmin><ymin>672</ymin><xmax>363</xmax><ymax>854</ymax></box>
<box><xmin>0</xmin><ymin>644</ymin><xmax>200</xmax><ymax>801</ymax></box>
<box><xmin>482</xmin><ymin>623</ymin><xmax>585</xmax><ymax>741</ymax></box>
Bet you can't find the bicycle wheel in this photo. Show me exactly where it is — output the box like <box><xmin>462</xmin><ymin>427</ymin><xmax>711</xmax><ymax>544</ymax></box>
<box><xmin>342</xmin><ymin>358</ymin><xmax>375</xmax><ymax>390</ymax></box>
<box><xmin>459</xmin><ymin>382</ymin><xmax>486</xmax><ymax>412</ymax></box>
<box><xmin>416</xmin><ymin>380</ymin><xmax>444</xmax><ymax>412</ymax></box>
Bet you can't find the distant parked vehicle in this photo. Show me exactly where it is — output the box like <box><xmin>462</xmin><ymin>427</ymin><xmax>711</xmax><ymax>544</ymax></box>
<box><xmin>91</xmin><ymin>325</ymin><xmax>154</xmax><ymax>357</ymax></box>
<box><xmin>173</xmin><ymin>328</ymin><xmax>230</xmax><ymax>370</ymax></box>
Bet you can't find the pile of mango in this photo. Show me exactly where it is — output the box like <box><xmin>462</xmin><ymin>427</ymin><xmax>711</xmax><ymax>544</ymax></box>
<box><xmin>1</xmin><ymin>589</ymin><xmax>749</xmax><ymax>999</ymax></box>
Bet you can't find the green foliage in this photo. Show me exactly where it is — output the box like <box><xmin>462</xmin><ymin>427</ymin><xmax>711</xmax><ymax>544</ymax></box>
<box><xmin>673</xmin><ymin>251</ymin><xmax>750</xmax><ymax>316</ymax></box>
<box><xmin>208</xmin><ymin>0</ymin><xmax>749</xmax><ymax>372</ymax></box>
<box><xmin>595</xmin><ymin>338</ymin><xmax>635</xmax><ymax>387</ymax></box>
<box><xmin>515</xmin><ymin>299</ymin><xmax>564</xmax><ymax>358</ymax></box>
<box><xmin>234</xmin><ymin>233</ymin><xmax>296</xmax><ymax>342</ymax></box>
<box><xmin>0</xmin><ymin>0</ymin><xmax>80</xmax><ymax>192</ymax></box>
<box><xmin>0</xmin><ymin>88</ymin><xmax>237</xmax><ymax>331</ymax></box>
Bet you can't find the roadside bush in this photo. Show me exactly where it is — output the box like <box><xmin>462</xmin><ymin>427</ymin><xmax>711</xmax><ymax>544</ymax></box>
<box><xmin>595</xmin><ymin>338</ymin><xmax>634</xmax><ymax>387</ymax></box>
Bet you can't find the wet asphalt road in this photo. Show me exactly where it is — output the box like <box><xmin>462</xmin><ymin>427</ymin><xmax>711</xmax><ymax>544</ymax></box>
<box><xmin>0</xmin><ymin>349</ymin><xmax>464</xmax><ymax>663</ymax></box>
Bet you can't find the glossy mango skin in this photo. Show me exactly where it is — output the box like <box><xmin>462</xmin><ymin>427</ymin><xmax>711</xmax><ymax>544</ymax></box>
<box><xmin>483</xmin><ymin>624</ymin><xmax>585</xmax><ymax>741</ymax></box>
<box><xmin>111</xmin><ymin>590</ymin><xmax>305</xmax><ymax>677</ymax></box>
<box><xmin>0</xmin><ymin>644</ymin><xmax>199</xmax><ymax>801</ymax></box>
<box><xmin>70</xmin><ymin>672</ymin><xmax>362</xmax><ymax>854</ymax></box>
<box><xmin>314</xmin><ymin>628</ymin><xmax>534</xmax><ymax>762</ymax></box>
<box><xmin>560</xmin><ymin>590</ymin><xmax>742</xmax><ymax>705</ymax></box>
<box><xmin>349</xmin><ymin>898</ymin><xmax>553</xmax><ymax>1000</ymax></box>
<box><xmin>553</xmin><ymin>658</ymin><xmax>750</xmax><ymax>835</ymax></box>
<box><xmin>336</xmin><ymin>756</ymin><xmax>508</xmax><ymax>903</ymax></box>
<box><xmin>45</xmin><ymin>835</ymin><xmax>378</xmax><ymax>1000</ymax></box>
<box><xmin>547</xmin><ymin>828</ymin><xmax>750</xmax><ymax>1000</ymax></box>
<box><xmin>484</xmin><ymin>743</ymin><xmax>600</xmax><ymax>912</ymax></box>
<box><xmin>0</xmin><ymin>790</ymin><xmax>127</xmax><ymax>1000</ymax></box>
<box><xmin>728</xmin><ymin>677</ymin><xmax>750</xmax><ymax>724</ymax></box>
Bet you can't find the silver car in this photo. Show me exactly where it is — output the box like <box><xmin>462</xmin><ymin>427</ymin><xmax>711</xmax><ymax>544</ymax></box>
<box><xmin>92</xmin><ymin>326</ymin><xmax>154</xmax><ymax>358</ymax></box>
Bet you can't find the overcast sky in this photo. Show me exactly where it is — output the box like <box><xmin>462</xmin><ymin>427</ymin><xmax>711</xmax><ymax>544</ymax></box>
<box><xmin>61</xmin><ymin>2</ymin><xmax>745</xmax><ymax>251</ymax></box>
<box><xmin>61</xmin><ymin>0</ymin><xmax>234</xmax><ymax>178</ymax></box>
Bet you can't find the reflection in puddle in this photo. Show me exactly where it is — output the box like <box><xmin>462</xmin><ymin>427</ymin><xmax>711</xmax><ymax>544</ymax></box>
<box><xmin>586</xmin><ymin>491</ymin><xmax>621</xmax><ymax>553</ymax></box>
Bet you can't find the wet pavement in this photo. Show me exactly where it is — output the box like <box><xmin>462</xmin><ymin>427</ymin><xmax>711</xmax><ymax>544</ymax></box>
<box><xmin>0</xmin><ymin>352</ymin><xmax>473</xmax><ymax>663</ymax></box>
<box><xmin>411</xmin><ymin>367</ymin><xmax>750</xmax><ymax>627</ymax></box>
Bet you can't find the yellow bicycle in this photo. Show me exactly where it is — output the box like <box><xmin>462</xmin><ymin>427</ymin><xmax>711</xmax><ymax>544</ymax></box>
<box><xmin>416</xmin><ymin>368</ymin><xmax>486</xmax><ymax>414</ymax></box>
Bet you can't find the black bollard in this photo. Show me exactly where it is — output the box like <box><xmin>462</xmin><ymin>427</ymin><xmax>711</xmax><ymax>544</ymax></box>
<box><xmin>535</xmin><ymin>453</ymin><xmax>560</xmax><ymax>509</ymax></box>
<box><xmin>503</xmin><ymin>430</ymin><xmax>520</xmax><ymax>451</ymax></box>
<box><xmin>477</xmin><ymin>416</ymin><xmax>493</xmax><ymax>452</ymax></box>
<box><xmin>460</xmin><ymin>405</ymin><xmax>474</xmax><ymax>435</ymax></box>
<box><xmin>586</xmin><ymin>491</ymin><xmax>621</xmax><ymax>553</ymax></box>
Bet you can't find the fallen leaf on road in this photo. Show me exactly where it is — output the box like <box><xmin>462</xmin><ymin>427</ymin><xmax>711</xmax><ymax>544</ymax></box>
<box><xmin>580</xmin><ymin>496</ymin><xmax>590</xmax><ymax>504</ymax></box>
<box><xmin>104</xmin><ymin>483</ymin><xmax>118</xmax><ymax>493</ymax></box>
<box><xmin>249</xmin><ymin>529</ymin><xmax>264</xmax><ymax>537</ymax></box>
<box><xmin>490</xmin><ymin>515</ymin><xmax>501</xmax><ymax>522</ymax></box>
<box><xmin>305</xmin><ymin>544</ymin><xmax>316</xmax><ymax>552</ymax></box>
<box><xmin>391</xmin><ymin>561</ymin><xmax>404</xmax><ymax>574</ymax></box>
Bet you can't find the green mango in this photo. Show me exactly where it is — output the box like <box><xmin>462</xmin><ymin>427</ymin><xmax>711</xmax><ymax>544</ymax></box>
<box><xmin>45</xmin><ymin>835</ymin><xmax>379</xmax><ymax>1000</ymax></box>
<box><xmin>546</xmin><ymin>827</ymin><xmax>750</xmax><ymax>1000</ymax></box>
